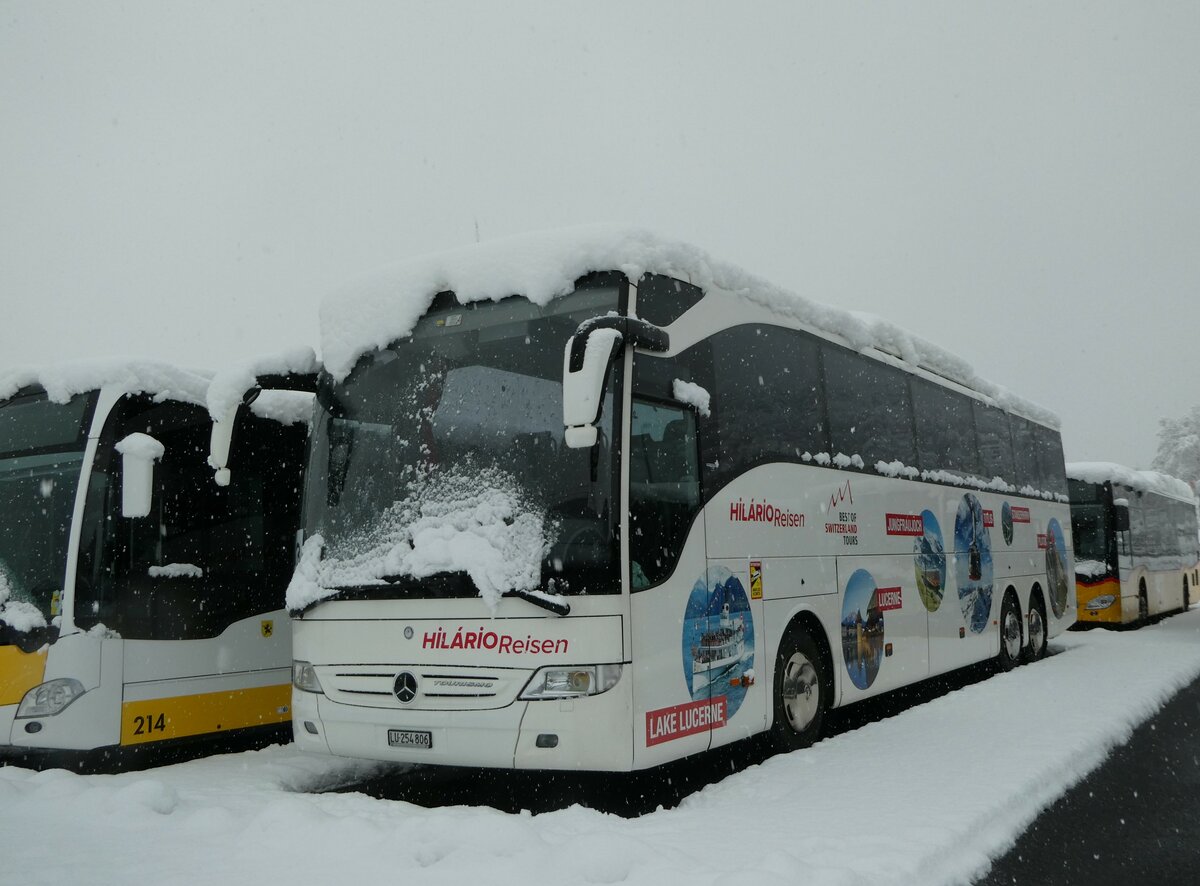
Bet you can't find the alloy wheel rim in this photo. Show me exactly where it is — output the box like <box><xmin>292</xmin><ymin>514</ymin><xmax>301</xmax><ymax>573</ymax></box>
<box><xmin>1003</xmin><ymin>606</ymin><xmax>1023</xmax><ymax>660</ymax></box>
<box><xmin>1028</xmin><ymin>608</ymin><xmax>1045</xmax><ymax>656</ymax></box>
<box><xmin>781</xmin><ymin>652</ymin><xmax>819</xmax><ymax>732</ymax></box>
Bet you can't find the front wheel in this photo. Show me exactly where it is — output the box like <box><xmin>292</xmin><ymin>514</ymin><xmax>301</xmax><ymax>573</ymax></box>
<box><xmin>998</xmin><ymin>593</ymin><xmax>1022</xmax><ymax>671</ymax></box>
<box><xmin>771</xmin><ymin>628</ymin><xmax>827</xmax><ymax>752</ymax></box>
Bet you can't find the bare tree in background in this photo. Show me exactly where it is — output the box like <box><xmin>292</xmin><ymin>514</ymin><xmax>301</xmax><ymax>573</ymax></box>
<box><xmin>1152</xmin><ymin>406</ymin><xmax>1200</xmax><ymax>491</ymax></box>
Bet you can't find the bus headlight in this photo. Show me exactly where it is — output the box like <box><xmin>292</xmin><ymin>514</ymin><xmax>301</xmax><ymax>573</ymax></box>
<box><xmin>520</xmin><ymin>664</ymin><xmax>622</xmax><ymax>700</ymax></box>
<box><xmin>292</xmin><ymin>661</ymin><xmax>324</xmax><ymax>694</ymax></box>
<box><xmin>16</xmin><ymin>678</ymin><xmax>85</xmax><ymax>718</ymax></box>
<box><xmin>1085</xmin><ymin>595</ymin><xmax>1117</xmax><ymax>611</ymax></box>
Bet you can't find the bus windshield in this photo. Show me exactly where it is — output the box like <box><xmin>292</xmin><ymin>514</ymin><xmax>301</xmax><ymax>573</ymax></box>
<box><xmin>1068</xmin><ymin>480</ymin><xmax>1113</xmax><ymax>570</ymax></box>
<box><xmin>302</xmin><ymin>279</ymin><xmax>623</xmax><ymax>602</ymax></box>
<box><xmin>0</xmin><ymin>391</ymin><xmax>94</xmax><ymax>629</ymax></box>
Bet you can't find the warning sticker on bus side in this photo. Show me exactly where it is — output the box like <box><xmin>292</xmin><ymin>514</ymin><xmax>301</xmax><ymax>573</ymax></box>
<box><xmin>749</xmin><ymin>561</ymin><xmax>763</xmax><ymax>599</ymax></box>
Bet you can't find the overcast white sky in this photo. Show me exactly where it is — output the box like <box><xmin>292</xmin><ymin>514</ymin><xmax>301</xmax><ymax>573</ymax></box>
<box><xmin>2</xmin><ymin>2</ymin><xmax>1198</xmax><ymax>468</ymax></box>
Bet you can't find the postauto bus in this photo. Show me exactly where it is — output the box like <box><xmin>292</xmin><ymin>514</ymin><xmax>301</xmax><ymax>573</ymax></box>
<box><xmin>290</xmin><ymin>229</ymin><xmax>1073</xmax><ymax>771</ymax></box>
<box><xmin>0</xmin><ymin>361</ymin><xmax>309</xmax><ymax>761</ymax></box>
<box><xmin>1067</xmin><ymin>462</ymin><xmax>1199</xmax><ymax>625</ymax></box>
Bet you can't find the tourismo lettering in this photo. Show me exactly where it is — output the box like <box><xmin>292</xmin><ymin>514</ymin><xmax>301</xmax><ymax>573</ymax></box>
<box><xmin>646</xmin><ymin>697</ymin><xmax>728</xmax><ymax>746</ymax></box>
<box><xmin>876</xmin><ymin>587</ymin><xmax>903</xmax><ymax>611</ymax></box>
<box><xmin>729</xmin><ymin>499</ymin><xmax>806</xmax><ymax>528</ymax></box>
<box><xmin>1011</xmin><ymin>507</ymin><xmax>1031</xmax><ymax>524</ymax></box>
<box><xmin>421</xmin><ymin>627</ymin><xmax>569</xmax><ymax>655</ymax></box>
<box><xmin>885</xmin><ymin>513</ymin><xmax>924</xmax><ymax>536</ymax></box>
<box><xmin>983</xmin><ymin>510</ymin><xmax>995</xmax><ymax>528</ymax></box>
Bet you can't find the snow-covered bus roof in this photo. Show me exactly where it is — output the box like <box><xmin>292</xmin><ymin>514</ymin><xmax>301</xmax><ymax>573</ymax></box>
<box><xmin>0</xmin><ymin>358</ymin><xmax>211</xmax><ymax>406</ymax></box>
<box><xmin>1066</xmin><ymin>462</ymin><xmax>1195</xmax><ymax>502</ymax></box>
<box><xmin>204</xmin><ymin>346</ymin><xmax>318</xmax><ymax>421</ymax></box>
<box><xmin>319</xmin><ymin>225</ymin><xmax>1060</xmax><ymax>428</ymax></box>
<box><xmin>1</xmin><ymin>356</ymin><xmax>314</xmax><ymax>427</ymax></box>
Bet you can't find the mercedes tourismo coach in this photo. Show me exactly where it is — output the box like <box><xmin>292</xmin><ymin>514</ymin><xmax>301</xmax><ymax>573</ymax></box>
<box><xmin>0</xmin><ymin>360</ymin><xmax>310</xmax><ymax>760</ymax></box>
<box><xmin>1067</xmin><ymin>462</ymin><xmax>1198</xmax><ymax>626</ymax></box>
<box><xmin>289</xmin><ymin>228</ymin><xmax>1074</xmax><ymax>771</ymax></box>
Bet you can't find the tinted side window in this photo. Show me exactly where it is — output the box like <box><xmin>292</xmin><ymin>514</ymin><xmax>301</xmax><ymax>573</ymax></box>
<box><xmin>911</xmin><ymin>379</ymin><xmax>979</xmax><ymax>477</ymax></box>
<box><xmin>708</xmin><ymin>325</ymin><xmax>827</xmax><ymax>490</ymax></box>
<box><xmin>974</xmin><ymin>402</ymin><xmax>1016</xmax><ymax>482</ymax></box>
<box><xmin>1032</xmin><ymin>425</ymin><xmax>1068</xmax><ymax>497</ymax></box>
<box><xmin>823</xmin><ymin>346</ymin><xmax>916</xmax><ymax>468</ymax></box>
<box><xmin>1011</xmin><ymin>418</ymin><xmax>1039</xmax><ymax>491</ymax></box>
<box><xmin>636</xmin><ymin>274</ymin><xmax>704</xmax><ymax>328</ymax></box>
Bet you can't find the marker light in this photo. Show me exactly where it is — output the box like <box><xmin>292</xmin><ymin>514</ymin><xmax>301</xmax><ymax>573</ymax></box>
<box><xmin>520</xmin><ymin>664</ymin><xmax>622</xmax><ymax>700</ymax></box>
<box><xmin>16</xmin><ymin>678</ymin><xmax>85</xmax><ymax>718</ymax></box>
<box><xmin>292</xmin><ymin>661</ymin><xmax>324</xmax><ymax>694</ymax></box>
<box><xmin>1085</xmin><ymin>595</ymin><xmax>1117</xmax><ymax>611</ymax></box>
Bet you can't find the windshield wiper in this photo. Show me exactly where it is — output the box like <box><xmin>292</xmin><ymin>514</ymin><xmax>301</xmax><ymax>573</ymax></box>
<box><xmin>503</xmin><ymin>588</ymin><xmax>571</xmax><ymax>617</ymax></box>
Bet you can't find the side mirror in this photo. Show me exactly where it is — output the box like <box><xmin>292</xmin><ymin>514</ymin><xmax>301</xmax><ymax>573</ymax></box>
<box><xmin>562</xmin><ymin>315</ymin><xmax>669</xmax><ymax>449</ymax></box>
<box><xmin>1113</xmin><ymin>504</ymin><xmax>1130</xmax><ymax>533</ymax></box>
<box><xmin>208</xmin><ymin>408</ymin><xmax>237</xmax><ymax>487</ymax></box>
<box><xmin>116</xmin><ymin>433</ymin><xmax>164</xmax><ymax>518</ymax></box>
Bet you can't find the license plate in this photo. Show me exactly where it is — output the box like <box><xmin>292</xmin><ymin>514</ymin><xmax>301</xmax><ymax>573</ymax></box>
<box><xmin>388</xmin><ymin>729</ymin><xmax>432</xmax><ymax>749</ymax></box>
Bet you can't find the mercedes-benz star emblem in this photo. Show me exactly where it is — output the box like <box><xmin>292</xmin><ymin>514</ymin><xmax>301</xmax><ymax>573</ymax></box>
<box><xmin>394</xmin><ymin>671</ymin><xmax>418</xmax><ymax>704</ymax></box>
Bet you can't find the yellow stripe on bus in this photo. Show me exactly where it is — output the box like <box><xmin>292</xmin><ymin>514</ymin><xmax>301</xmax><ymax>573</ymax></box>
<box><xmin>0</xmin><ymin>645</ymin><xmax>48</xmax><ymax>707</ymax></box>
<box><xmin>120</xmin><ymin>683</ymin><xmax>291</xmax><ymax>745</ymax></box>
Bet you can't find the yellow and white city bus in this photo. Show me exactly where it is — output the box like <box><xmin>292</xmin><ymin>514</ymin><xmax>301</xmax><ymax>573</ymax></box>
<box><xmin>1067</xmin><ymin>462</ymin><xmax>1199</xmax><ymax>626</ymax></box>
<box><xmin>0</xmin><ymin>359</ymin><xmax>311</xmax><ymax>762</ymax></box>
<box><xmin>289</xmin><ymin>228</ymin><xmax>1074</xmax><ymax>771</ymax></box>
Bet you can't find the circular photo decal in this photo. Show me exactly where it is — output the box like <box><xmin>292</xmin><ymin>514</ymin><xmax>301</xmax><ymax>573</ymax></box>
<box><xmin>1001</xmin><ymin>502</ymin><xmax>1014</xmax><ymax>546</ymax></box>
<box><xmin>840</xmin><ymin>568</ymin><xmax>885</xmax><ymax>690</ymax></box>
<box><xmin>914</xmin><ymin>509</ymin><xmax>947</xmax><ymax>612</ymax></box>
<box><xmin>955</xmin><ymin>493</ymin><xmax>994</xmax><ymax>634</ymax></box>
<box><xmin>1046</xmin><ymin>517</ymin><xmax>1069</xmax><ymax>619</ymax></box>
<box><xmin>682</xmin><ymin>566</ymin><xmax>755</xmax><ymax>717</ymax></box>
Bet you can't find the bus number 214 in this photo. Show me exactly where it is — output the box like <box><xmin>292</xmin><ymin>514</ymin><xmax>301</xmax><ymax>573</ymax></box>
<box><xmin>133</xmin><ymin>713</ymin><xmax>166</xmax><ymax>735</ymax></box>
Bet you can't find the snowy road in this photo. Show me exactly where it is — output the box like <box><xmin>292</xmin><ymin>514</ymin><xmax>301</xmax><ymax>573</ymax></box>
<box><xmin>3</xmin><ymin>610</ymin><xmax>1200</xmax><ymax>886</ymax></box>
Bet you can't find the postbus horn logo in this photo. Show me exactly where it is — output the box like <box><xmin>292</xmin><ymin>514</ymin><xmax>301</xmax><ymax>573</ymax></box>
<box><xmin>394</xmin><ymin>672</ymin><xmax>419</xmax><ymax>704</ymax></box>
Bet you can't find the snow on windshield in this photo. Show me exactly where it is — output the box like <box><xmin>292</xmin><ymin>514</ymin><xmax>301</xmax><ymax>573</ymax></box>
<box><xmin>287</xmin><ymin>462</ymin><xmax>553</xmax><ymax>612</ymax></box>
<box><xmin>1067</xmin><ymin>461</ymin><xmax>1195</xmax><ymax>501</ymax></box>
<box><xmin>0</xmin><ymin>568</ymin><xmax>47</xmax><ymax>632</ymax></box>
<box><xmin>319</xmin><ymin>225</ymin><xmax>1058</xmax><ymax>429</ymax></box>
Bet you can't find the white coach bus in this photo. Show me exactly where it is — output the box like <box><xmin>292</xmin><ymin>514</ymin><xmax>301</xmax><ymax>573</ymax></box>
<box><xmin>0</xmin><ymin>358</ymin><xmax>311</xmax><ymax>760</ymax></box>
<box><xmin>289</xmin><ymin>227</ymin><xmax>1074</xmax><ymax>770</ymax></box>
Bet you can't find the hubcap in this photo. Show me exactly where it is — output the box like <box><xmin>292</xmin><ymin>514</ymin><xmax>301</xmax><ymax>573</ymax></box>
<box><xmin>780</xmin><ymin>652</ymin><xmax>819</xmax><ymax>733</ymax></box>
<box><xmin>1003</xmin><ymin>606</ymin><xmax>1022</xmax><ymax>660</ymax></box>
<box><xmin>1028</xmin><ymin>608</ymin><xmax>1045</xmax><ymax>656</ymax></box>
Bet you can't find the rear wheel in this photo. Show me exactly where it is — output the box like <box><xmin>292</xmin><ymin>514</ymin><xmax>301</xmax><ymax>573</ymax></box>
<box><xmin>1138</xmin><ymin>581</ymin><xmax>1149</xmax><ymax>622</ymax></box>
<box><xmin>998</xmin><ymin>592</ymin><xmax>1022</xmax><ymax>671</ymax></box>
<box><xmin>771</xmin><ymin>628</ymin><xmax>826</xmax><ymax>752</ymax></box>
<box><xmin>1024</xmin><ymin>595</ymin><xmax>1047</xmax><ymax>663</ymax></box>
<box><xmin>1184</xmin><ymin>577</ymin><xmax>1191</xmax><ymax>611</ymax></box>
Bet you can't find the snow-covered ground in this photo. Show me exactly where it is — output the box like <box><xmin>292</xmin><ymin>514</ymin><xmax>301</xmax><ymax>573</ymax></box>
<box><xmin>3</xmin><ymin>609</ymin><xmax>1200</xmax><ymax>886</ymax></box>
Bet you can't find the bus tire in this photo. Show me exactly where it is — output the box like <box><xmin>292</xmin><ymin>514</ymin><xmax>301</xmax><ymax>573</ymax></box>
<box><xmin>1024</xmin><ymin>592</ymin><xmax>1047</xmax><ymax>663</ymax></box>
<box><xmin>998</xmin><ymin>592</ymin><xmax>1022</xmax><ymax>671</ymax></box>
<box><xmin>1184</xmin><ymin>577</ymin><xmax>1191</xmax><ymax>611</ymax></box>
<box><xmin>1138</xmin><ymin>581</ymin><xmax>1149</xmax><ymax>622</ymax></box>
<box><xmin>770</xmin><ymin>627</ymin><xmax>826</xmax><ymax>752</ymax></box>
